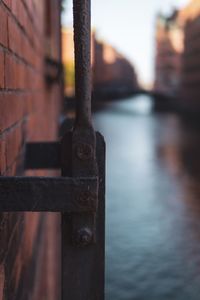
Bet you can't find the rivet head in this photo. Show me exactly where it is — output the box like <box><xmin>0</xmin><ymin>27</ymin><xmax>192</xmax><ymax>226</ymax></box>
<box><xmin>76</xmin><ymin>143</ymin><xmax>93</xmax><ymax>161</ymax></box>
<box><xmin>75</xmin><ymin>227</ymin><xmax>93</xmax><ymax>247</ymax></box>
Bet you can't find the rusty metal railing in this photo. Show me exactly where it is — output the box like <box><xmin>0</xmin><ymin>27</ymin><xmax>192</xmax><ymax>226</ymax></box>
<box><xmin>0</xmin><ymin>1</ymin><xmax>105</xmax><ymax>299</ymax></box>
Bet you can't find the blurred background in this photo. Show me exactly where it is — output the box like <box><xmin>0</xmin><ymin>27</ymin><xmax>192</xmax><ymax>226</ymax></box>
<box><xmin>62</xmin><ymin>1</ymin><xmax>200</xmax><ymax>299</ymax></box>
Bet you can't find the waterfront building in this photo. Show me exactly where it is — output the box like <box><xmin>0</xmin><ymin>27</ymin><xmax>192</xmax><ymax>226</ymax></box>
<box><xmin>93</xmin><ymin>38</ymin><xmax>138</xmax><ymax>98</ymax></box>
<box><xmin>154</xmin><ymin>10</ymin><xmax>183</xmax><ymax>97</ymax></box>
<box><xmin>155</xmin><ymin>0</ymin><xmax>200</xmax><ymax>113</ymax></box>
<box><xmin>178</xmin><ymin>0</ymin><xmax>200</xmax><ymax>113</ymax></box>
<box><xmin>62</xmin><ymin>28</ymin><xmax>138</xmax><ymax>99</ymax></box>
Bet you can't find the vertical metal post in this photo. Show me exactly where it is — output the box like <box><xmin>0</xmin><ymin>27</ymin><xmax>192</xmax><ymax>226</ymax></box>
<box><xmin>72</xmin><ymin>0</ymin><xmax>97</xmax><ymax>179</ymax></box>
<box><xmin>61</xmin><ymin>133</ymin><xmax>105</xmax><ymax>300</ymax></box>
<box><xmin>61</xmin><ymin>1</ymin><xmax>105</xmax><ymax>299</ymax></box>
<box><xmin>73</xmin><ymin>0</ymin><xmax>92</xmax><ymax>128</ymax></box>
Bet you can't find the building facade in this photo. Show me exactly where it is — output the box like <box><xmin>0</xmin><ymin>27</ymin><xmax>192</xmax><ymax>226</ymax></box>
<box><xmin>62</xmin><ymin>27</ymin><xmax>75</xmax><ymax>96</ymax></box>
<box><xmin>155</xmin><ymin>0</ymin><xmax>200</xmax><ymax>113</ymax></box>
<box><xmin>154</xmin><ymin>11</ymin><xmax>184</xmax><ymax>97</ymax></box>
<box><xmin>0</xmin><ymin>0</ymin><xmax>62</xmax><ymax>299</ymax></box>
<box><xmin>62</xmin><ymin>28</ymin><xmax>138</xmax><ymax>99</ymax></box>
<box><xmin>93</xmin><ymin>38</ymin><xmax>138</xmax><ymax>98</ymax></box>
<box><xmin>179</xmin><ymin>0</ymin><xmax>200</xmax><ymax>113</ymax></box>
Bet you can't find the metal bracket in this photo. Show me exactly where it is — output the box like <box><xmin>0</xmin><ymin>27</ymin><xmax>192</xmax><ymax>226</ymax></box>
<box><xmin>0</xmin><ymin>131</ymin><xmax>100</xmax><ymax>245</ymax></box>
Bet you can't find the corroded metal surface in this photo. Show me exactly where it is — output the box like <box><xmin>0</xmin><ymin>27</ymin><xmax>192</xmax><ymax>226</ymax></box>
<box><xmin>73</xmin><ymin>0</ymin><xmax>91</xmax><ymax>127</ymax></box>
<box><xmin>62</xmin><ymin>132</ymin><xmax>105</xmax><ymax>300</ymax></box>
<box><xmin>0</xmin><ymin>176</ymin><xmax>98</xmax><ymax>212</ymax></box>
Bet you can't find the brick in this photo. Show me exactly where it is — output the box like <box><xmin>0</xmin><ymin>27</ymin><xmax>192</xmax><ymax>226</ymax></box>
<box><xmin>5</xmin><ymin>123</ymin><xmax>24</xmax><ymax>170</ymax></box>
<box><xmin>0</xmin><ymin>93</ymin><xmax>26</xmax><ymax>133</ymax></box>
<box><xmin>5</xmin><ymin>53</ymin><xmax>16</xmax><ymax>89</ymax></box>
<box><xmin>2</xmin><ymin>0</ymin><xmax>11</xmax><ymax>9</ymax></box>
<box><xmin>0</xmin><ymin>50</ymin><xmax>4</xmax><ymax>88</ymax></box>
<box><xmin>0</xmin><ymin>138</ymin><xmax>6</xmax><ymax>175</ymax></box>
<box><xmin>8</xmin><ymin>17</ymin><xmax>21</xmax><ymax>56</ymax></box>
<box><xmin>19</xmin><ymin>2</ymin><xmax>27</xmax><ymax>29</ymax></box>
<box><xmin>0</xmin><ymin>5</ymin><xmax>8</xmax><ymax>47</ymax></box>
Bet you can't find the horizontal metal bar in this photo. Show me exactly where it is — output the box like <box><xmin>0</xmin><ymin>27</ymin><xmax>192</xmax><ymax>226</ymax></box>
<box><xmin>0</xmin><ymin>176</ymin><xmax>98</xmax><ymax>212</ymax></box>
<box><xmin>25</xmin><ymin>142</ymin><xmax>61</xmax><ymax>169</ymax></box>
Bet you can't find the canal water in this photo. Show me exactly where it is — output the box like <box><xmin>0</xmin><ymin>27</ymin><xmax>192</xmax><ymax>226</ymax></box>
<box><xmin>94</xmin><ymin>95</ymin><xmax>200</xmax><ymax>300</ymax></box>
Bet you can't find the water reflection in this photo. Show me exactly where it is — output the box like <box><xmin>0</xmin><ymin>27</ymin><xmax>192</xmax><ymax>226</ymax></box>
<box><xmin>94</xmin><ymin>95</ymin><xmax>200</xmax><ymax>300</ymax></box>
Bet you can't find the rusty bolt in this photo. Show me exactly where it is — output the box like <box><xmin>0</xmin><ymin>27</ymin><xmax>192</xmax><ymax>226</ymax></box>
<box><xmin>76</xmin><ymin>143</ymin><xmax>93</xmax><ymax>161</ymax></box>
<box><xmin>75</xmin><ymin>227</ymin><xmax>93</xmax><ymax>247</ymax></box>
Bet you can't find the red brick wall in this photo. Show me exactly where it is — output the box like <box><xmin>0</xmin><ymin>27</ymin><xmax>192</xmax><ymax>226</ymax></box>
<box><xmin>0</xmin><ymin>0</ymin><xmax>62</xmax><ymax>299</ymax></box>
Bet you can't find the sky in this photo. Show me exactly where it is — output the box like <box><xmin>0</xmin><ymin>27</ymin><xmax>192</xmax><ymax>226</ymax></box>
<box><xmin>62</xmin><ymin>0</ymin><xmax>190</xmax><ymax>86</ymax></box>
